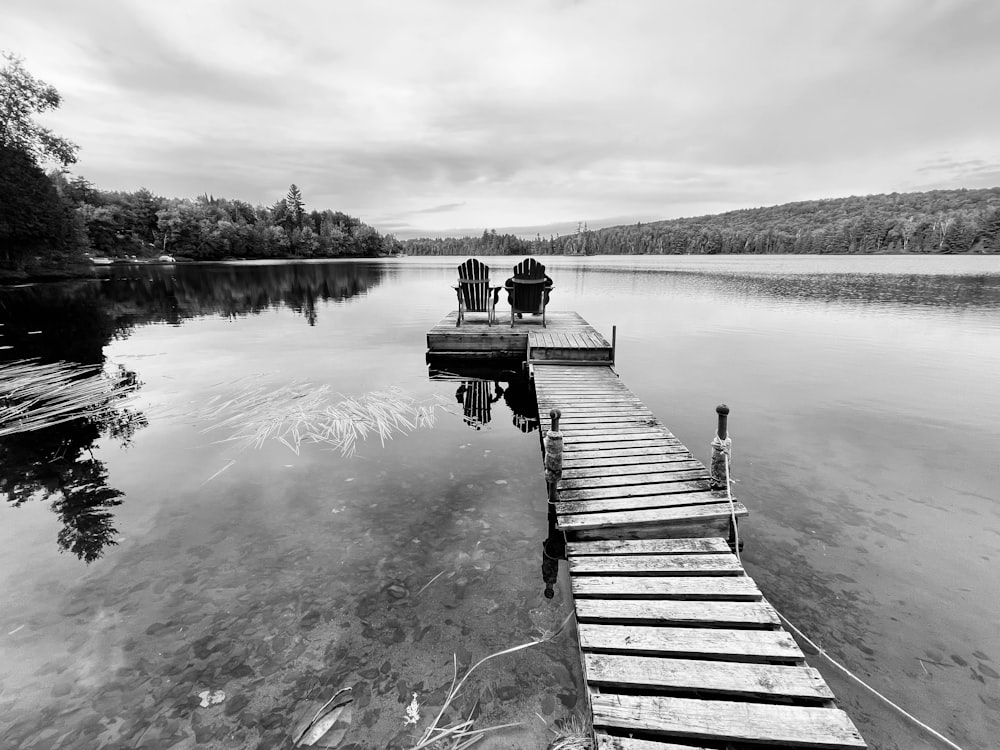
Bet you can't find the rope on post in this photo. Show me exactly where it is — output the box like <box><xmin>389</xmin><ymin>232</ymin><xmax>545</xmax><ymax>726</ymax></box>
<box><xmin>710</xmin><ymin>403</ymin><xmax>731</xmax><ymax>490</ymax></box>
<box><xmin>544</xmin><ymin>408</ymin><xmax>563</xmax><ymax>504</ymax></box>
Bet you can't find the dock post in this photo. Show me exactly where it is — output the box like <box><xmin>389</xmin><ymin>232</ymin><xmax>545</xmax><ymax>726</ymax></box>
<box><xmin>544</xmin><ymin>408</ymin><xmax>563</xmax><ymax>504</ymax></box>
<box><xmin>710</xmin><ymin>403</ymin><xmax>731</xmax><ymax>490</ymax></box>
<box><xmin>710</xmin><ymin>404</ymin><xmax>741</xmax><ymax>552</ymax></box>
<box><xmin>611</xmin><ymin>324</ymin><xmax>617</xmax><ymax>364</ymax></box>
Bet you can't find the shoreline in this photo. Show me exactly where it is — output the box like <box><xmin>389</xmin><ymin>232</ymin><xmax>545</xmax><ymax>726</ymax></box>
<box><xmin>2</xmin><ymin>249</ymin><xmax>997</xmax><ymax>286</ymax></box>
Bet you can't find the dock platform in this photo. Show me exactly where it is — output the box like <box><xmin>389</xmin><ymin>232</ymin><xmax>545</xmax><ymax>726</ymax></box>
<box><xmin>427</xmin><ymin>311</ymin><xmax>612</xmax><ymax>360</ymax></box>
<box><xmin>426</xmin><ymin>310</ymin><xmax>867</xmax><ymax>749</ymax></box>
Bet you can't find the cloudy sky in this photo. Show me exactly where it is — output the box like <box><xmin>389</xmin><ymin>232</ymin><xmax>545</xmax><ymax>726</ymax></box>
<box><xmin>6</xmin><ymin>0</ymin><xmax>999</xmax><ymax>238</ymax></box>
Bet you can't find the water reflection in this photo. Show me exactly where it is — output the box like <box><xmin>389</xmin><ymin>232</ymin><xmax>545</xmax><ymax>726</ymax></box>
<box><xmin>0</xmin><ymin>365</ymin><xmax>146</xmax><ymax>562</ymax></box>
<box><xmin>0</xmin><ymin>261</ymin><xmax>386</xmax><ymax>562</ymax></box>
<box><xmin>96</xmin><ymin>260</ymin><xmax>387</xmax><ymax>325</ymax></box>
<box><xmin>541</xmin><ymin>502</ymin><xmax>567</xmax><ymax>599</ymax></box>
<box><xmin>428</xmin><ymin>362</ymin><xmax>540</xmax><ymax>435</ymax></box>
<box><xmin>454</xmin><ymin>380</ymin><xmax>504</xmax><ymax>430</ymax></box>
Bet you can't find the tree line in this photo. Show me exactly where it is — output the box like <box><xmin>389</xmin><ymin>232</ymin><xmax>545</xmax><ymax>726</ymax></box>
<box><xmin>401</xmin><ymin>190</ymin><xmax>1000</xmax><ymax>256</ymax></box>
<box><xmin>0</xmin><ymin>53</ymin><xmax>401</xmax><ymax>274</ymax></box>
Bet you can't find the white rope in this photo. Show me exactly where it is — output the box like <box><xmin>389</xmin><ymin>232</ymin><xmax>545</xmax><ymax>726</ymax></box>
<box><xmin>720</xmin><ymin>453</ymin><xmax>966</xmax><ymax>750</ymax></box>
<box><xmin>773</xmin><ymin>607</ymin><xmax>966</xmax><ymax>750</ymax></box>
<box><xmin>723</xmin><ymin>451</ymin><xmax>740</xmax><ymax>563</ymax></box>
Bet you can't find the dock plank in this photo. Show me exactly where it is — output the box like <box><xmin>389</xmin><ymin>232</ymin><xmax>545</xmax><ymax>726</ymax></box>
<box><xmin>576</xmin><ymin>599</ymin><xmax>780</xmax><ymax>627</ymax></box>
<box><xmin>556</xmin><ymin>493</ymin><xmax>730</xmax><ymax>517</ymax></box>
<box><xmin>595</xmin><ymin>736</ymin><xmax>713</xmax><ymax>750</ymax></box>
<box><xmin>558</xmin><ymin>480</ymin><xmax>713</xmax><ymax>500</ymax></box>
<box><xmin>557</xmin><ymin>501</ymin><xmax>747</xmax><ymax>532</ymax></box>
<box><xmin>561</xmin><ymin>446</ymin><xmax>693</xmax><ymax>461</ymax></box>
<box><xmin>571</xmin><ymin>575</ymin><xmax>762</xmax><ymax>600</ymax></box>
<box><xmin>560</xmin><ymin>469</ymin><xmax>710</xmax><ymax>489</ymax></box>
<box><xmin>591</xmin><ymin>694</ymin><xmax>867</xmax><ymax>748</ymax></box>
<box><xmin>569</xmin><ymin>553</ymin><xmax>743</xmax><ymax>576</ymax></box>
<box><xmin>567</xmin><ymin>538</ymin><xmax>731</xmax><ymax>555</ymax></box>
<box><xmin>585</xmin><ymin>654</ymin><xmax>834</xmax><ymax>699</ymax></box>
<box><xmin>561</xmin><ymin>459</ymin><xmax>705</xmax><ymax>479</ymax></box>
<box><xmin>578</xmin><ymin>623</ymin><xmax>803</xmax><ymax>661</ymax></box>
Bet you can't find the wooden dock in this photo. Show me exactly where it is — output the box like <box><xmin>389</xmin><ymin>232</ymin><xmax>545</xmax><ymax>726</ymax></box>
<box><xmin>427</xmin><ymin>310</ymin><xmax>867</xmax><ymax>749</ymax></box>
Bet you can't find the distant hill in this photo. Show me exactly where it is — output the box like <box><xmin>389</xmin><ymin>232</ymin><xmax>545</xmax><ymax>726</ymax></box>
<box><xmin>554</xmin><ymin>187</ymin><xmax>1000</xmax><ymax>256</ymax></box>
<box><xmin>402</xmin><ymin>187</ymin><xmax>1000</xmax><ymax>256</ymax></box>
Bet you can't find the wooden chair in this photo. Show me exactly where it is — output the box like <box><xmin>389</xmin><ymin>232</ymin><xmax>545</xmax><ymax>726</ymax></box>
<box><xmin>505</xmin><ymin>257</ymin><xmax>553</xmax><ymax>327</ymax></box>
<box><xmin>454</xmin><ymin>258</ymin><xmax>500</xmax><ymax>327</ymax></box>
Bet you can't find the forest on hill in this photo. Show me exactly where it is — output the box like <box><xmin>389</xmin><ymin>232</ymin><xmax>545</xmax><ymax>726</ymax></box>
<box><xmin>401</xmin><ymin>187</ymin><xmax>1000</xmax><ymax>256</ymax></box>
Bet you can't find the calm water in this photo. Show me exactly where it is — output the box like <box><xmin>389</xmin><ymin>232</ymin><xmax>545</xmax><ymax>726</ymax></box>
<box><xmin>2</xmin><ymin>255</ymin><xmax>999</xmax><ymax>750</ymax></box>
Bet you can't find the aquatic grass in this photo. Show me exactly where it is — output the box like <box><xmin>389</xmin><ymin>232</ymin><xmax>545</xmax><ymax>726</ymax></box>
<box><xmin>194</xmin><ymin>382</ymin><xmax>447</xmax><ymax>456</ymax></box>
<box><xmin>544</xmin><ymin>711</ymin><xmax>593</xmax><ymax>750</ymax></box>
<box><xmin>0</xmin><ymin>359</ymin><xmax>139</xmax><ymax>437</ymax></box>
<box><xmin>409</xmin><ymin>612</ymin><xmax>576</xmax><ymax>749</ymax></box>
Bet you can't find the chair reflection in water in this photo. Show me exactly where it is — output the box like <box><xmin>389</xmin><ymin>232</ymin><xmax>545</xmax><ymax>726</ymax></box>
<box><xmin>499</xmin><ymin>369</ymin><xmax>539</xmax><ymax>433</ymax></box>
<box><xmin>455</xmin><ymin>380</ymin><xmax>504</xmax><ymax>430</ymax></box>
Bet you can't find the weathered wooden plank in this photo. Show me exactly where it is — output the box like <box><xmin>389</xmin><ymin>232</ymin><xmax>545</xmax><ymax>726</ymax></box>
<box><xmin>576</xmin><ymin>599</ymin><xmax>780</xmax><ymax>627</ymax></box>
<box><xmin>560</xmin><ymin>469</ymin><xmax>710</xmax><ymax>490</ymax></box>
<box><xmin>550</xmin><ymin>419</ymin><xmax>660</xmax><ymax>428</ymax></box>
<box><xmin>554</xmin><ymin>415</ymin><xmax>662</xmax><ymax>425</ymax></box>
<box><xmin>585</xmin><ymin>654</ymin><xmax>834</xmax><ymax>699</ymax></box>
<box><xmin>569</xmin><ymin>553</ymin><xmax>742</xmax><ymax>576</ymax></box>
<box><xmin>534</xmin><ymin>371</ymin><xmax>617</xmax><ymax>379</ymax></box>
<box><xmin>556</xmin><ymin>491</ymin><xmax>725</xmax><ymax>516</ymax></box>
<box><xmin>558</xmin><ymin>481</ymin><xmax>713</xmax><ymax>502</ymax></box>
<box><xmin>561</xmin><ymin>444</ymin><xmax>690</xmax><ymax>458</ymax></box>
<box><xmin>559</xmin><ymin>431</ymin><xmax>675</xmax><ymax>445</ymax></box>
<box><xmin>595</xmin><ymin>735</ymin><xmax>713</xmax><ymax>750</ymax></box>
<box><xmin>557</xmin><ymin>501</ymin><xmax>747</xmax><ymax>531</ymax></box>
<box><xmin>538</xmin><ymin>406</ymin><xmax>653</xmax><ymax>429</ymax></box>
<box><xmin>538</xmin><ymin>390</ymin><xmax>639</xmax><ymax>397</ymax></box>
<box><xmin>538</xmin><ymin>399</ymin><xmax>647</xmax><ymax>408</ymax></box>
<box><xmin>567</xmin><ymin>538</ymin><xmax>730</xmax><ymax>556</ymax></box>
<box><xmin>561</xmin><ymin>452</ymin><xmax>697</xmax><ymax>469</ymax></box>
<box><xmin>561</xmin><ymin>459</ymin><xmax>704</xmax><ymax>477</ymax></box>
<box><xmin>568</xmin><ymin>517</ymin><xmax>733</xmax><ymax>541</ymax></box>
<box><xmin>591</xmin><ymin>694</ymin><xmax>867</xmax><ymax>748</ymax></box>
<box><xmin>578</xmin><ymin>624</ymin><xmax>803</xmax><ymax>661</ymax></box>
<box><xmin>564</xmin><ymin>439</ymin><xmax>684</xmax><ymax>452</ymax></box>
<box><xmin>571</xmin><ymin>575</ymin><xmax>761</xmax><ymax>600</ymax></box>
<box><xmin>562</xmin><ymin>428</ymin><xmax>675</xmax><ymax>440</ymax></box>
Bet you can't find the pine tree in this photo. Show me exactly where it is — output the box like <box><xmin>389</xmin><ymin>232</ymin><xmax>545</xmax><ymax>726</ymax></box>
<box><xmin>286</xmin><ymin>184</ymin><xmax>305</xmax><ymax>229</ymax></box>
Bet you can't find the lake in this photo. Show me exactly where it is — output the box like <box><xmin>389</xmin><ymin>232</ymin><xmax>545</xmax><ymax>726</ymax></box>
<box><xmin>1</xmin><ymin>255</ymin><xmax>998</xmax><ymax>750</ymax></box>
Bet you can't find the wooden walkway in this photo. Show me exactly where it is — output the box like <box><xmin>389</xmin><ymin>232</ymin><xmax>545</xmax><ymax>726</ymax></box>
<box><xmin>425</xmin><ymin>309</ymin><xmax>866</xmax><ymax>749</ymax></box>
<box><xmin>533</xmin><ymin>363</ymin><xmax>866</xmax><ymax>749</ymax></box>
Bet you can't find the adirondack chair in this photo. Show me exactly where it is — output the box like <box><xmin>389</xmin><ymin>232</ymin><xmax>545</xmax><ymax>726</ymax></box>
<box><xmin>454</xmin><ymin>258</ymin><xmax>500</xmax><ymax>327</ymax></box>
<box><xmin>504</xmin><ymin>257</ymin><xmax>553</xmax><ymax>327</ymax></box>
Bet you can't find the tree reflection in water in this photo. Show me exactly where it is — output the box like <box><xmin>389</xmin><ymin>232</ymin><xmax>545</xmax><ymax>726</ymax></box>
<box><xmin>0</xmin><ymin>261</ymin><xmax>387</xmax><ymax>561</ymax></box>
<box><xmin>0</xmin><ymin>364</ymin><xmax>146</xmax><ymax>562</ymax></box>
